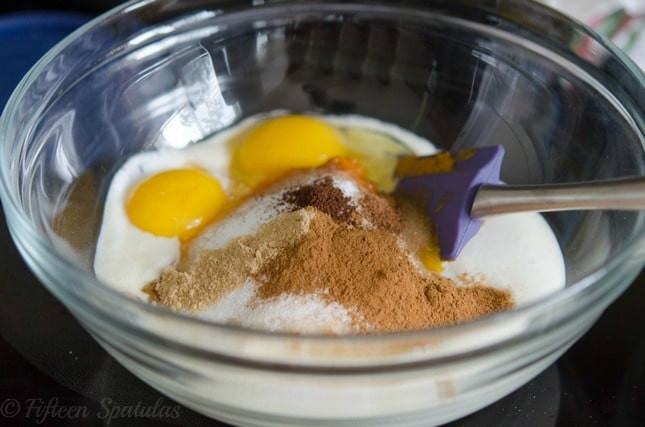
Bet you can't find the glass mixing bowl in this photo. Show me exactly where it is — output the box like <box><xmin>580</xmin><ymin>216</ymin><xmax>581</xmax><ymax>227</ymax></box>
<box><xmin>1</xmin><ymin>0</ymin><xmax>643</xmax><ymax>425</ymax></box>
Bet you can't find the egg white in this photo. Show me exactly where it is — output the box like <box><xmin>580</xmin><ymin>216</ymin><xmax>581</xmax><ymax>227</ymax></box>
<box><xmin>94</xmin><ymin>112</ymin><xmax>566</xmax><ymax>314</ymax></box>
<box><xmin>94</xmin><ymin>127</ymin><xmax>235</xmax><ymax>296</ymax></box>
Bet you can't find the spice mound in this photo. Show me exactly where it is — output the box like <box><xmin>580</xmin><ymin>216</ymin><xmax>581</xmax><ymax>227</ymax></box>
<box><xmin>147</xmin><ymin>163</ymin><xmax>513</xmax><ymax>333</ymax></box>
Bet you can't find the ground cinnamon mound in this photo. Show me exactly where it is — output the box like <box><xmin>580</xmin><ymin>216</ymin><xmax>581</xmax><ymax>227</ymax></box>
<box><xmin>257</xmin><ymin>212</ymin><xmax>513</xmax><ymax>332</ymax></box>
<box><xmin>358</xmin><ymin>190</ymin><xmax>401</xmax><ymax>233</ymax></box>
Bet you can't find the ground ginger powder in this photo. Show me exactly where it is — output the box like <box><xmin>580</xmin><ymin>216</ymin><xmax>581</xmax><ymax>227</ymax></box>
<box><xmin>151</xmin><ymin>209</ymin><xmax>314</xmax><ymax>311</ymax></box>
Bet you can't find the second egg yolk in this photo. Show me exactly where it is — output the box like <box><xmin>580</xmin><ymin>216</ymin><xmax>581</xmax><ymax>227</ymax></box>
<box><xmin>232</xmin><ymin>115</ymin><xmax>348</xmax><ymax>188</ymax></box>
<box><xmin>126</xmin><ymin>169</ymin><xmax>226</xmax><ymax>241</ymax></box>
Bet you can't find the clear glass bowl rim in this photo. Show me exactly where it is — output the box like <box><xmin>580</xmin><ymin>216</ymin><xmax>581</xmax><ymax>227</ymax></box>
<box><xmin>0</xmin><ymin>0</ymin><xmax>643</xmax><ymax>358</ymax></box>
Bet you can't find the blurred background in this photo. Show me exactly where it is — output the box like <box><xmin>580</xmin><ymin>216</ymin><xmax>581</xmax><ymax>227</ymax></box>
<box><xmin>542</xmin><ymin>0</ymin><xmax>643</xmax><ymax>69</ymax></box>
<box><xmin>0</xmin><ymin>0</ymin><xmax>642</xmax><ymax>69</ymax></box>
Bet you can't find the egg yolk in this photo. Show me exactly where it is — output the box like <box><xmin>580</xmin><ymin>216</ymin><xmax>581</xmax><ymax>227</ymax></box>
<box><xmin>419</xmin><ymin>222</ymin><xmax>443</xmax><ymax>272</ymax></box>
<box><xmin>232</xmin><ymin>115</ymin><xmax>348</xmax><ymax>188</ymax></box>
<box><xmin>126</xmin><ymin>169</ymin><xmax>226</xmax><ymax>241</ymax></box>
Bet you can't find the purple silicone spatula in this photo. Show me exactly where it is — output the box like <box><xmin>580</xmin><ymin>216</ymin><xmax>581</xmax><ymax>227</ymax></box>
<box><xmin>395</xmin><ymin>145</ymin><xmax>645</xmax><ymax>260</ymax></box>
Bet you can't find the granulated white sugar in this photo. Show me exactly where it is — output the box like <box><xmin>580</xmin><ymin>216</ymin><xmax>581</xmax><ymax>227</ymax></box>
<box><xmin>198</xmin><ymin>280</ymin><xmax>357</xmax><ymax>334</ymax></box>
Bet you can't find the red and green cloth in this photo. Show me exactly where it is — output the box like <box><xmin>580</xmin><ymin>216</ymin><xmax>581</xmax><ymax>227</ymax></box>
<box><xmin>543</xmin><ymin>0</ymin><xmax>644</xmax><ymax>69</ymax></box>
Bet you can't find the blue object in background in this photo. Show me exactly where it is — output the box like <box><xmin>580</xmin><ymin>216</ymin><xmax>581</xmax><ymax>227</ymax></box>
<box><xmin>0</xmin><ymin>12</ymin><xmax>91</xmax><ymax>110</ymax></box>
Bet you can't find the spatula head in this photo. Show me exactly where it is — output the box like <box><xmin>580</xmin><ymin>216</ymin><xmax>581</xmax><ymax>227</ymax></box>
<box><xmin>394</xmin><ymin>145</ymin><xmax>505</xmax><ymax>260</ymax></box>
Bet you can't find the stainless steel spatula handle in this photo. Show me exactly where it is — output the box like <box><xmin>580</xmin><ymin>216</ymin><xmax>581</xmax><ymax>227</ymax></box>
<box><xmin>471</xmin><ymin>176</ymin><xmax>645</xmax><ymax>217</ymax></box>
